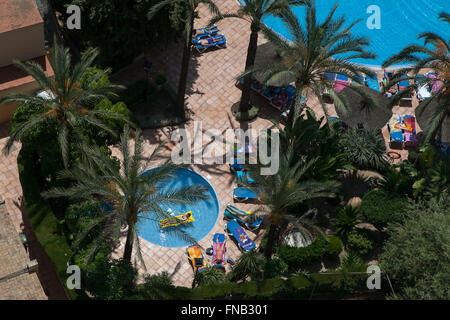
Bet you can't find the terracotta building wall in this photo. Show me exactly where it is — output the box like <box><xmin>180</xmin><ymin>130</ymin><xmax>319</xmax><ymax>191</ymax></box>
<box><xmin>0</xmin><ymin>23</ymin><xmax>45</xmax><ymax>67</ymax></box>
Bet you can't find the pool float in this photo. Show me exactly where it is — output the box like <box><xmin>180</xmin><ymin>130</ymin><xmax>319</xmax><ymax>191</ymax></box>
<box><xmin>159</xmin><ymin>211</ymin><xmax>194</xmax><ymax>228</ymax></box>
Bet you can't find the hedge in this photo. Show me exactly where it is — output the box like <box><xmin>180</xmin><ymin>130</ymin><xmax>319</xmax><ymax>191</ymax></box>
<box><xmin>359</xmin><ymin>190</ymin><xmax>407</xmax><ymax>230</ymax></box>
<box><xmin>347</xmin><ymin>230</ymin><xmax>374</xmax><ymax>256</ymax></box>
<box><xmin>18</xmin><ymin>152</ymin><xmax>83</xmax><ymax>300</ymax></box>
<box><xmin>325</xmin><ymin>236</ymin><xmax>344</xmax><ymax>258</ymax></box>
<box><xmin>279</xmin><ymin>236</ymin><xmax>327</xmax><ymax>270</ymax></box>
<box><xmin>133</xmin><ymin>273</ymin><xmax>385</xmax><ymax>300</ymax></box>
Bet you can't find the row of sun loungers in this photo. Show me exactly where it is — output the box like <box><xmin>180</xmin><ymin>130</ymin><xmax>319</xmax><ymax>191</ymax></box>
<box><xmin>192</xmin><ymin>25</ymin><xmax>227</xmax><ymax>53</ymax></box>
<box><xmin>388</xmin><ymin>114</ymin><xmax>419</xmax><ymax>148</ymax></box>
<box><xmin>236</xmin><ymin>78</ymin><xmax>306</xmax><ymax>113</ymax></box>
<box><xmin>186</xmin><ymin>202</ymin><xmax>260</xmax><ymax>272</ymax></box>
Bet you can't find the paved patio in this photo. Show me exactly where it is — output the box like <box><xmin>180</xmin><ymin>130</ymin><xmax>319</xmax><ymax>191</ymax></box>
<box><xmin>0</xmin><ymin>0</ymin><xmax>425</xmax><ymax>292</ymax></box>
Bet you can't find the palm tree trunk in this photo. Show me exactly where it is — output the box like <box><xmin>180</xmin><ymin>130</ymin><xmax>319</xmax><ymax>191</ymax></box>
<box><xmin>289</xmin><ymin>83</ymin><xmax>305</xmax><ymax>125</ymax></box>
<box><xmin>263</xmin><ymin>223</ymin><xmax>278</xmax><ymax>259</ymax></box>
<box><xmin>123</xmin><ymin>225</ymin><xmax>135</xmax><ymax>262</ymax></box>
<box><xmin>175</xmin><ymin>16</ymin><xmax>195</xmax><ymax>120</ymax></box>
<box><xmin>239</xmin><ymin>23</ymin><xmax>260</xmax><ymax>114</ymax></box>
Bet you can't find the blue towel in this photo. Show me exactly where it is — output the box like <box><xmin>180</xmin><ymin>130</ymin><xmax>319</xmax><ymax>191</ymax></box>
<box><xmin>365</xmin><ymin>76</ymin><xmax>380</xmax><ymax>92</ymax></box>
<box><xmin>390</xmin><ymin>131</ymin><xmax>403</xmax><ymax>142</ymax></box>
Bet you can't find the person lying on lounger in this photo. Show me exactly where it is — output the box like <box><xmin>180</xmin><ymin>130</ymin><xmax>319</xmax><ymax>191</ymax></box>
<box><xmin>192</xmin><ymin>26</ymin><xmax>217</xmax><ymax>37</ymax></box>
<box><xmin>214</xmin><ymin>238</ymin><xmax>226</xmax><ymax>265</ymax></box>
<box><xmin>196</xmin><ymin>36</ymin><xmax>223</xmax><ymax>45</ymax></box>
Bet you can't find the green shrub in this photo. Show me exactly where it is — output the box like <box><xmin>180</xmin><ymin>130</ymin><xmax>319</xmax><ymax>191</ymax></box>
<box><xmin>80</xmin><ymin>67</ymin><xmax>111</xmax><ymax>89</ymax></box>
<box><xmin>84</xmin><ymin>258</ymin><xmax>137</xmax><ymax>300</ymax></box>
<box><xmin>263</xmin><ymin>258</ymin><xmax>288</xmax><ymax>279</ymax></box>
<box><xmin>279</xmin><ymin>236</ymin><xmax>327</xmax><ymax>270</ymax></box>
<box><xmin>18</xmin><ymin>152</ymin><xmax>80</xmax><ymax>299</ymax></box>
<box><xmin>359</xmin><ymin>190</ymin><xmax>407</xmax><ymax>230</ymax></box>
<box><xmin>231</xmin><ymin>102</ymin><xmax>259</xmax><ymax>121</ymax></box>
<box><xmin>338</xmin><ymin>128</ymin><xmax>388</xmax><ymax>170</ymax></box>
<box><xmin>347</xmin><ymin>230</ymin><xmax>374</xmax><ymax>256</ymax></box>
<box><xmin>325</xmin><ymin>236</ymin><xmax>343</xmax><ymax>259</ymax></box>
<box><xmin>332</xmin><ymin>205</ymin><xmax>359</xmax><ymax>239</ymax></box>
<box><xmin>195</xmin><ymin>267</ymin><xmax>227</xmax><ymax>287</ymax></box>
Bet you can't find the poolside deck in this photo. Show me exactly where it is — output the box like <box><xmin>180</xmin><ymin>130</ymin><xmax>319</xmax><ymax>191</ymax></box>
<box><xmin>0</xmin><ymin>0</ymin><xmax>428</xmax><ymax>292</ymax></box>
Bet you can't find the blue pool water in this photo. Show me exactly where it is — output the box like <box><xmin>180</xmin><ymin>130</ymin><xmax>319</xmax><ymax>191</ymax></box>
<box><xmin>136</xmin><ymin>168</ymin><xmax>220</xmax><ymax>248</ymax></box>
<box><xmin>263</xmin><ymin>0</ymin><xmax>448</xmax><ymax>66</ymax></box>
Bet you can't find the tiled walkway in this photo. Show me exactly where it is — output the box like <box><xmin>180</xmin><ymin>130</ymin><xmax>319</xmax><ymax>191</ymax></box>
<box><xmin>0</xmin><ymin>0</ymin><xmax>424</xmax><ymax>291</ymax></box>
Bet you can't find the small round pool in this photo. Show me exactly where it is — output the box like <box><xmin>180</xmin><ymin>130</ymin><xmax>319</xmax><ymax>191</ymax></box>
<box><xmin>263</xmin><ymin>0</ymin><xmax>448</xmax><ymax>67</ymax></box>
<box><xmin>136</xmin><ymin>168</ymin><xmax>220</xmax><ymax>248</ymax></box>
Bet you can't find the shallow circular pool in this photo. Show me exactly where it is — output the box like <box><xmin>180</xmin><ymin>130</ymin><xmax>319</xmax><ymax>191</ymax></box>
<box><xmin>263</xmin><ymin>0</ymin><xmax>448</xmax><ymax>66</ymax></box>
<box><xmin>136</xmin><ymin>168</ymin><xmax>220</xmax><ymax>248</ymax></box>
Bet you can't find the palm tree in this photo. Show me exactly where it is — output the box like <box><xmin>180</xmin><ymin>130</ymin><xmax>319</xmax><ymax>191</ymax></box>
<box><xmin>382</xmin><ymin>12</ymin><xmax>450</xmax><ymax>142</ymax></box>
<box><xmin>243</xmin><ymin>0</ymin><xmax>376</xmax><ymax>124</ymax></box>
<box><xmin>248</xmin><ymin>146</ymin><xmax>340</xmax><ymax>259</ymax></box>
<box><xmin>148</xmin><ymin>0</ymin><xmax>221</xmax><ymax>120</ymax></box>
<box><xmin>209</xmin><ymin>0</ymin><xmax>308</xmax><ymax>115</ymax></box>
<box><xmin>332</xmin><ymin>205</ymin><xmax>359</xmax><ymax>240</ymax></box>
<box><xmin>0</xmin><ymin>40</ymin><xmax>127</xmax><ymax>167</ymax></box>
<box><xmin>43</xmin><ymin>126</ymin><xmax>210</xmax><ymax>268</ymax></box>
<box><xmin>228</xmin><ymin>250</ymin><xmax>265</xmax><ymax>282</ymax></box>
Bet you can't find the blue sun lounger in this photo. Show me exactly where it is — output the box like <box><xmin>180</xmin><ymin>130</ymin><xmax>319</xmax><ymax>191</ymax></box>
<box><xmin>236</xmin><ymin>170</ymin><xmax>255</xmax><ymax>185</ymax></box>
<box><xmin>233</xmin><ymin>187</ymin><xmax>260</xmax><ymax>202</ymax></box>
<box><xmin>224</xmin><ymin>206</ymin><xmax>262</xmax><ymax>230</ymax></box>
<box><xmin>226</xmin><ymin>220</ymin><xmax>256</xmax><ymax>252</ymax></box>
<box><xmin>193</xmin><ymin>34</ymin><xmax>226</xmax><ymax>53</ymax></box>
<box><xmin>365</xmin><ymin>75</ymin><xmax>381</xmax><ymax>92</ymax></box>
<box><xmin>193</xmin><ymin>25</ymin><xmax>219</xmax><ymax>39</ymax></box>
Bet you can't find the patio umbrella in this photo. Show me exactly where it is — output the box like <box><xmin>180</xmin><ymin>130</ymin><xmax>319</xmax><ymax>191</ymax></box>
<box><xmin>335</xmin><ymin>85</ymin><xmax>393</xmax><ymax>131</ymax></box>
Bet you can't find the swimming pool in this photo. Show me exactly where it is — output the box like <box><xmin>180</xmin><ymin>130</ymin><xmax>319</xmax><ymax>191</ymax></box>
<box><xmin>136</xmin><ymin>168</ymin><xmax>220</xmax><ymax>248</ymax></box>
<box><xmin>263</xmin><ymin>0</ymin><xmax>448</xmax><ymax>67</ymax></box>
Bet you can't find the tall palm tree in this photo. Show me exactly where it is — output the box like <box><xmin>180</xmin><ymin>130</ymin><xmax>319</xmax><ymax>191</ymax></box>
<box><xmin>0</xmin><ymin>40</ymin><xmax>127</xmax><ymax>167</ymax></box>
<box><xmin>248</xmin><ymin>146</ymin><xmax>340</xmax><ymax>259</ymax></box>
<box><xmin>382</xmin><ymin>12</ymin><xmax>450</xmax><ymax>142</ymax></box>
<box><xmin>209</xmin><ymin>0</ymin><xmax>308</xmax><ymax>115</ymax></box>
<box><xmin>243</xmin><ymin>0</ymin><xmax>376</xmax><ymax>124</ymax></box>
<box><xmin>43</xmin><ymin>126</ymin><xmax>209</xmax><ymax>268</ymax></box>
<box><xmin>148</xmin><ymin>0</ymin><xmax>221</xmax><ymax>120</ymax></box>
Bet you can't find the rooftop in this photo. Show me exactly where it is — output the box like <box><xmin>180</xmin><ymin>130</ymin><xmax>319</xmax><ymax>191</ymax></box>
<box><xmin>0</xmin><ymin>195</ymin><xmax>47</xmax><ymax>300</ymax></box>
<box><xmin>0</xmin><ymin>0</ymin><xmax>43</xmax><ymax>34</ymax></box>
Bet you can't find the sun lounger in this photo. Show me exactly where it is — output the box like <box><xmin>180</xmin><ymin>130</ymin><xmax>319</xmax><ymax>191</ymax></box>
<box><xmin>236</xmin><ymin>170</ymin><xmax>255</xmax><ymax>185</ymax></box>
<box><xmin>271</xmin><ymin>85</ymin><xmax>296</xmax><ymax>111</ymax></box>
<box><xmin>427</xmin><ymin>72</ymin><xmax>443</xmax><ymax>93</ymax></box>
<box><xmin>224</xmin><ymin>206</ymin><xmax>262</xmax><ymax>230</ymax></box>
<box><xmin>416</xmin><ymin>75</ymin><xmax>431</xmax><ymax>101</ymax></box>
<box><xmin>212</xmin><ymin>233</ymin><xmax>226</xmax><ymax>268</ymax></box>
<box><xmin>333</xmin><ymin>74</ymin><xmax>350</xmax><ymax>93</ymax></box>
<box><xmin>193</xmin><ymin>25</ymin><xmax>219</xmax><ymax>39</ymax></box>
<box><xmin>388</xmin><ymin>114</ymin><xmax>404</xmax><ymax>146</ymax></box>
<box><xmin>225</xmin><ymin>204</ymin><xmax>253</xmax><ymax>217</ymax></box>
<box><xmin>403</xmin><ymin>115</ymin><xmax>416</xmax><ymax>132</ymax></box>
<box><xmin>262</xmin><ymin>86</ymin><xmax>281</xmax><ymax>100</ymax></box>
<box><xmin>324</xmin><ymin>71</ymin><xmax>337</xmax><ymax>82</ymax></box>
<box><xmin>404</xmin><ymin>131</ymin><xmax>418</xmax><ymax>147</ymax></box>
<box><xmin>187</xmin><ymin>245</ymin><xmax>207</xmax><ymax>272</ymax></box>
<box><xmin>233</xmin><ymin>187</ymin><xmax>260</xmax><ymax>202</ymax></box>
<box><xmin>365</xmin><ymin>75</ymin><xmax>381</xmax><ymax>92</ymax></box>
<box><xmin>226</xmin><ymin>220</ymin><xmax>256</xmax><ymax>252</ymax></box>
<box><xmin>193</xmin><ymin>34</ymin><xmax>226</xmax><ymax>53</ymax></box>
